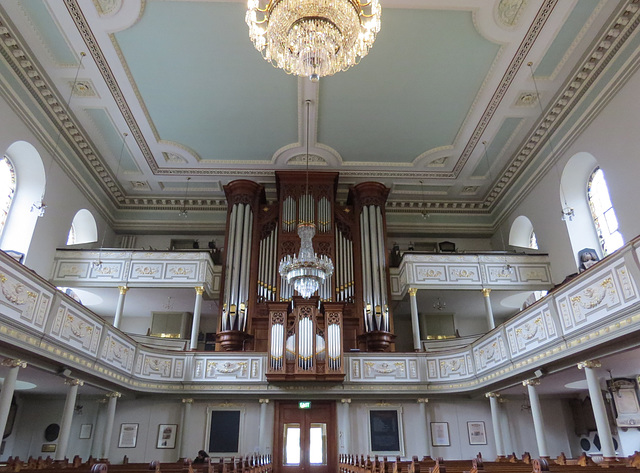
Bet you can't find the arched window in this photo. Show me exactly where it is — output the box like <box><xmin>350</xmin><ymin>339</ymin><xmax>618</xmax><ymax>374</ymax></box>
<box><xmin>0</xmin><ymin>155</ymin><xmax>16</xmax><ymax>236</ymax></box>
<box><xmin>587</xmin><ymin>167</ymin><xmax>623</xmax><ymax>256</ymax></box>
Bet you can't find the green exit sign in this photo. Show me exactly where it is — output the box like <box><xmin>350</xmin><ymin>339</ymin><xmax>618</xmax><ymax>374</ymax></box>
<box><xmin>298</xmin><ymin>401</ymin><xmax>311</xmax><ymax>409</ymax></box>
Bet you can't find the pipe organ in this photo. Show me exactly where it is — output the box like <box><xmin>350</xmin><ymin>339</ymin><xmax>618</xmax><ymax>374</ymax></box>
<box><xmin>217</xmin><ymin>172</ymin><xmax>394</xmax><ymax>368</ymax></box>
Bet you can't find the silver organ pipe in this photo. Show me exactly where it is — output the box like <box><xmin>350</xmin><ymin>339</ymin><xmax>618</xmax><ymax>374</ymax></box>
<box><xmin>270</xmin><ymin>322</ymin><xmax>284</xmax><ymax>371</ymax></box>
<box><xmin>258</xmin><ymin>227</ymin><xmax>278</xmax><ymax>302</ymax></box>
<box><xmin>319</xmin><ymin>196</ymin><xmax>330</xmax><ymax>233</ymax></box>
<box><xmin>240</xmin><ymin>208</ymin><xmax>253</xmax><ymax>331</ymax></box>
<box><xmin>228</xmin><ymin>203</ymin><xmax>245</xmax><ymax>329</ymax></box>
<box><xmin>347</xmin><ymin>237</ymin><xmax>354</xmax><ymax>300</ymax></box>
<box><xmin>258</xmin><ymin>236</ymin><xmax>265</xmax><ymax>301</ymax></box>
<box><xmin>221</xmin><ymin>202</ymin><xmax>256</xmax><ymax>332</ymax></box>
<box><xmin>375</xmin><ymin>206</ymin><xmax>388</xmax><ymax>331</ymax></box>
<box><xmin>328</xmin><ymin>323</ymin><xmax>340</xmax><ymax>371</ymax></box>
<box><xmin>368</xmin><ymin>205</ymin><xmax>382</xmax><ymax>326</ymax></box>
<box><xmin>283</xmin><ymin>196</ymin><xmax>296</xmax><ymax>232</ymax></box>
<box><xmin>361</xmin><ymin>207</ymin><xmax>373</xmax><ymax>331</ymax></box>
<box><xmin>222</xmin><ymin>205</ymin><xmax>238</xmax><ymax>329</ymax></box>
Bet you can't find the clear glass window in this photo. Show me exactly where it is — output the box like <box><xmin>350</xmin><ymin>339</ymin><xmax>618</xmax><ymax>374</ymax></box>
<box><xmin>587</xmin><ymin>168</ymin><xmax>623</xmax><ymax>255</ymax></box>
<box><xmin>0</xmin><ymin>156</ymin><xmax>16</xmax><ymax>237</ymax></box>
<box><xmin>309</xmin><ymin>423</ymin><xmax>327</xmax><ymax>465</ymax></box>
<box><xmin>283</xmin><ymin>424</ymin><xmax>300</xmax><ymax>465</ymax></box>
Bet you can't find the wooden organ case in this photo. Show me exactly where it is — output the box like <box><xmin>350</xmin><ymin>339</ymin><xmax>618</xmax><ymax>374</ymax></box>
<box><xmin>217</xmin><ymin>171</ymin><xmax>394</xmax><ymax>382</ymax></box>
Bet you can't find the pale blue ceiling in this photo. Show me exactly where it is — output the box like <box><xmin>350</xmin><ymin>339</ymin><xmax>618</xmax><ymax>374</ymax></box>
<box><xmin>114</xmin><ymin>1</ymin><xmax>298</xmax><ymax>163</ymax></box>
<box><xmin>319</xmin><ymin>9</ymin><xmax>501</xmax><ymax>164</ymax></box>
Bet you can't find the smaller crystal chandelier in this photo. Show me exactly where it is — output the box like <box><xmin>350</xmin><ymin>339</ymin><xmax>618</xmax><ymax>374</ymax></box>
<box><xmin>278</xmin><ymin>100</ymin><xmax>334</xmax><ymax>298</ymax></box>
<box><xmin>279</xmin><ymin>223</ymin><xmax>334</xmax><ymax>298</ymax></box>
<box><xmin>246</xmin><ymin>0</ymin><xmax>381</xmax><ymax>80</ymax></box>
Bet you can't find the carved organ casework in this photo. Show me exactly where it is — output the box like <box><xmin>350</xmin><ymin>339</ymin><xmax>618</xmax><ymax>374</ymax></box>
<box><xmin>267</xmin><ymin>297</ymin><xmax>345</xmax><ymax>381</ymax></box>
<box><xmin>217</xmin><ymin>172</ymin><xmax>395</xmax><ymax>369</ymax></box>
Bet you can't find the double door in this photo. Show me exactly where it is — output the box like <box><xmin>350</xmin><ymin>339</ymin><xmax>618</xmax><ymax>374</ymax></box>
<box><xmin>273</xmin><ymin>401</ymin><xmax>336</xmax><ymax>473</ymax></box>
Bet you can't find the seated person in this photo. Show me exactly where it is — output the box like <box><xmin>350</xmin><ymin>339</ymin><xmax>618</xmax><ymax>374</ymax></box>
<box><xmin>193</xmin><ymin>450</ymin><xmax>209</xmax><ymax>464</ymax></box>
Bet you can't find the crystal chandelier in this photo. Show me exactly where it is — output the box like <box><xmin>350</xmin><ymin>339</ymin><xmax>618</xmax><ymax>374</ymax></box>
<box><xmin>278</xmin><ymin>100</ymin><xmax>334</xmax><ymax>298</ymax></box>
<box><xmin>246</xmin><ymin>0</ymin><xmax>382</xmax><ymax>80</ymax></box>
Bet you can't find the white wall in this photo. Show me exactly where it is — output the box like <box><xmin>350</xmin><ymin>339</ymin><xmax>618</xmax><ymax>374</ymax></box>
<box><xmin>500</xmin><ymin>67</ymin><xmax>640</xmax><ymax>284</ymax></box>
<box><xmin>0</xmin><ymin>95</ymin><xmax>115</xmax><ymax>279</ymax></box>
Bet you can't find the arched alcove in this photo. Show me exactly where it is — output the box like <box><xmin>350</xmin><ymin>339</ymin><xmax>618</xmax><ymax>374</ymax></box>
<box><xmin>67</xmin><ymin>209</ymin><xmax>98</xmax><ymax>245</ymax></box>
<box><xmin>509</xmin><ymin>215</ymin><xmax>537</xmax><ymax>249</ymax></box>
<box><xmin>0</xmin><ymin>141</ymin><xmax>46</xmax><ymax>257</ymax></box>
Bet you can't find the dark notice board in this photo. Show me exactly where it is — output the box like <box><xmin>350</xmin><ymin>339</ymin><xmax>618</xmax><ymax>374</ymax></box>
<box><xmin>369</xmin><ymin>410</ymin><xmax>400</xmax><ymax>452</ymax></box>
<box><xmin>208</xmin><ymin>410</ymin><xmax>240</xmax><ymax>453</ymax></box>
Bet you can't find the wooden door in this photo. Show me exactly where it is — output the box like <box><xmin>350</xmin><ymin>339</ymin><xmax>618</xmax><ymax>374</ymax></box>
<box><xmin>273</xmin><ymin>401</ymin><xmax>336</xmax><ymax>473</ymax></box>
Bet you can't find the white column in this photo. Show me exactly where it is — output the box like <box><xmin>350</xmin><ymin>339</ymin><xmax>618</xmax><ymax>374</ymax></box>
<box><xmin>340</xmin><ymin>399</ymin><xmax>351</xmax><ymax>454</ymax></box>
<box><xmin>408</xmin><ymin>288</ymin><xmax>422</xmax><ymax>351</ymax></box>
<box><xmin>417</xmin><ymin>399</ymin><xmax>430</xmax><ymax>458</ymax></box>
<box><xmin>57</xmin><ymin>378</ymin><xmax>83</xmax><ymax>460</ymax></box>
<box><xmin>190</xmin><ymin>286</ymin><xmax>205</xmax><ymax>350</ymax></box>
<box><xmin>113</xmin><ymin>286</ymin><xmax>129</xmax><ymax>329</ymax></box>
<box><xmin>91</xmin><ymin>399</ymin><xmax>107</xmax><ymax>458</ymax></box>
<box><xmin>578</xmin><ymin>360</ymin><xmax>616</xmax><ymax>459</ymax></box>
<box><xmin>180</xmin><ymin>398</ymin><xmax>193</xmax><ymax>459</ymax></box>
<box><xmin>486</xmin><ymin>393</ymin><xmax>505</xmax><ymax>459</ymax></box>
<box><xmin>498</xmin><ymin>397</ymin><xmax>514</xmax><ymax>455</ymax></box>
<box><xmin>482</xmin><ymin>288</ymin><xmax>495</xmax><ymax>330</ymax></box>
<box><xmin>523</xmin><ymin>379</ymin><xmax>549</xmax><ymax>458</ymax></box>
<box><xmin>259</xmin><ymin>399</ymin><xmax>270</xmax><ymax>454</ymax></box>
<box><xmin>102</xmin><ymin>392</ymin><xmax>120</xmax><ymax>459</ymax></box>
<box><xmin>0</xmin><ymin>359</ymin><xmax>25</xmax><ymax>439</ymax></box>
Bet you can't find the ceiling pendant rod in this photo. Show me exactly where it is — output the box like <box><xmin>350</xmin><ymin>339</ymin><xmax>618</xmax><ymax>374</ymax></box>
<box><xmin>527</xmin><ymin>62</ymin><xmax>574</xmax><ymax>221</ymax></box>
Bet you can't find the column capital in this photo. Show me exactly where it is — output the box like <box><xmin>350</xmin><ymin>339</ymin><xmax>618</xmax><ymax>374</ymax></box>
<box><xmin>340</xmin><ymin>398</ymin><xmax>351</xmax><ymax>404</ymax></box>
<box><xmin>577</xmin><ymin>360</ymin><xmax>601</xmax><ymax>370</ymax></box>
<box><xmin>485</xmin><ymin>392</ymin><xmax>501</xmax><ymax>399</ymax></box>
<box><xmin>259</xmin><ymin>399</ymin><xmax>270</xmax><ymax>404</ymax></box>
<box><xmin>195</xmin><ymin>286</ymin><xmax>205</xmax><ymax>296</ymax></box>
<box><xmin>1</xmin><ymin>358</ymin><xmax>26</xmax><ymax>368</ymax></box>
<box><xmin>65</xmin><ymin>378</ymin><xmax>84</xmax><ymax>387</ymax></box>
<box><xmin>481</xmin><ymin>288</ymin><xmax>492</xmax><ymax>297</ymax></box>
<box><xmin>523</xmin><ymin>378</ymin><xmax>540</xmax><ymax>387</ymax></box>
<box><xmin>417</xmin><ymin>398</ymin><xmax>429</xmax><ymax>404</ymax></box>
<box><xmin>118</xmin><ymin>286</ymin><xmax>129</xmax><ymax>295</ymax></box>
<box><xmin>408</xmin><ymin>288</ymin><xmax>418</xmax><ymax>297</ymax></box>
<box><xmin>182</xmin><ymin>398</ymin><xmax>193</xmax><ymax>404</ymax></box>
<box><xmin>106</xmin><ymin>392</ymin><xmax>121</xmax><ymax>399</ymax></box>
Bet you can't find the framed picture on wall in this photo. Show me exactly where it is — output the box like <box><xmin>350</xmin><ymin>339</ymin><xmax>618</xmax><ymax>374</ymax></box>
<box><xmin>206</xmin><ymin>407</ymin><xmax>244</xmax><ymax>455</ymax></box>
<box><xmin>156</xmin><ymin>424</ymin><xmax>178</xmax><ymax>449</ymax></box>
<box><xmin>467</xmin><ymin>421</ymin><xmax>487</xmax><ymax>445</ymax></box>
<box><xmin>118</xmin><ymin>423</ymin><xmax>138</xmax><ymax>448</ymax></box>
<box><xmin>367</xmin><ymin>407</ymin><xmax>405</xmax><ymax>455</ymax></box>
<box><xmin>430</xmin><ymin>422</ymin><xmax>450</xmax><ymax>447</ymax></box>
<box><xmin>79</xmin><ymin>424</ymin><xmax>92</xmax><ymax>439</ymax></box>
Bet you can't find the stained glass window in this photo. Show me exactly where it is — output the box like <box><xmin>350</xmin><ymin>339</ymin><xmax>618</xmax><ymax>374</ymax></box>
<box><xmin>587</xmin><ymin>167</ymin><xmax>623</xmax><ymax>255</ymax></box>
<box><xmin>0</xmin><ymin>155</ymin><xmax>16</xmax><ymax>236</ymax></box>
